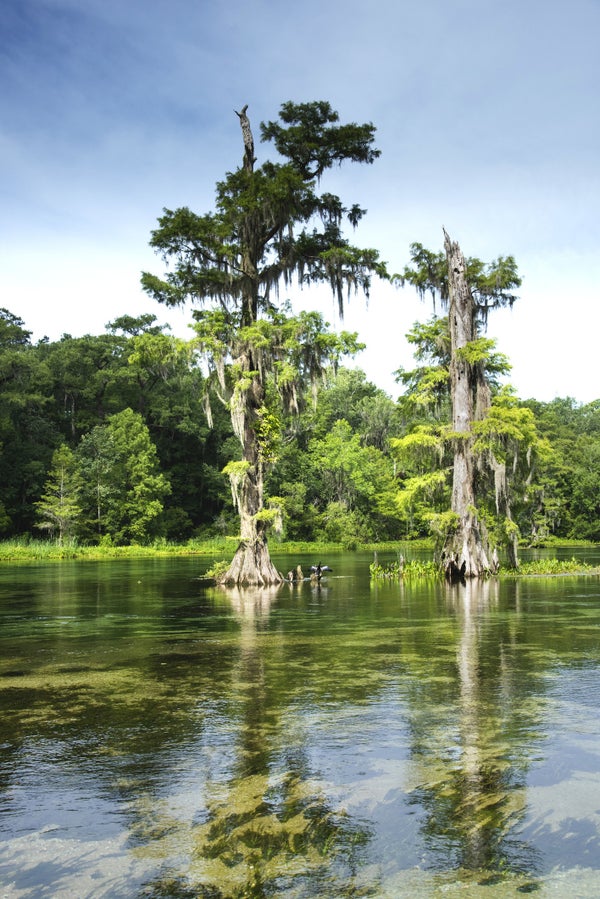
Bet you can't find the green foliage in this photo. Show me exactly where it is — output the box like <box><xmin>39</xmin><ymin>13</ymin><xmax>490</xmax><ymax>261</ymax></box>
<box><xmin>142</xmin><ymin>101</ymin><xmax>386</xmax><ymax>573</ymax></box>
<box><xmin>2</xmin><ymin>235</ymin><xmax>600</xmax><ymax>556</ymax></box>
<box><xmin>391</xmin><ymin>301</ymin><xmax>553</xmax><ymax>554</ymax></box>
<box><xmin>390</xmin><ymin>424</ymin><xmax>450</xmax><ymax>538</ymax></box>
<box><xmin>314</xmin><ymin>500</ymin><xmax>370</xmax><ymax>549</ymax></box>
<box><xmin>76</xmin><ymin>424</ymin><xmax>117</xmax><ymax>540</ymax></box>
<box><xmin>424</xmin><ymin>510</ymin><xmax>460</xmax><ymax>546</ymax></box>
<box><xmin>566</xmin><ymin>441</ymin><xmax>600</xmax><ymax>540</ymax></box>
<box><xmin>254</xmin><ymin>503</ymin><xmax>284</xmax><ymax>536</ymax></box>
<box><xmin>142</xmin><ymin>101</ymin><xmax>387</xmax><ymax>322</ymax></box>
<box><xmin>509</xmin><ymin>557</ymin><xmax>595</xmax><ymax>575</ymax></box>
<box><xmin>391</xmin><ymin>425</ymin><xmax>445</xmax><ymax>472</ymax></box>
<box><xmin>395</xmin><ymin>470</ymin><xmax>448</xmax><ymax>515</ymax></box>
<box><xmin>395</xmin><ymin>315</ymin><xmax>510</xmax><ymax>417</ymax></box>
<box><xmin>470</xmin><ymin>388</ymin><xmax>554</xmax><ymax>550</ymax></box>
<box><xmin>398</xmin><ymin>242</ymin><xmax>521</xmax><ymax>320</ymax></box>
<box><xmin>0</xmin><ymin>501</ymin><xmax>10</xmax><ymax>536</ymax></box>
<box><xmin>204</xmin><ymin>559</ymin><xmax>230</xmax><ymax>580</ymax></box>
<box><xmin>472</xmin><ymin>388</ymin><xmax>549</xmax><ymax>462</ymax></box>
<box><xmin>260</xmin><ymin>100</ymin><xmax>381</xmax><ymax>178</ymax></box>
<box><xmin>456</xmin><ymin>337</ymin><xmax>507</xmax><ymax>367</ymax></box>
<box><xmin>77</xmin><ymin>409</ymin><xmax>170</xmax><ymax>545</ymax></box>
<box><xmin>0</xmin><ymin>308</ymin><xmax>32</xmax><ymax>347</ymax></box>
<box><xmin>308</xmin><ymin>418</ymin><xmax>397</xmax><ymax>528</ymax></box>
<box><xmin>0</xmin><ymin>536</ymin><xmax>241</xmax><ymax>561</ymax></box>
<box><xmin>369</xmin><ymin>558</ymin><xmax>440</xmax><ymax>580</ymax></box>
<box><xmin>0</xmin><ymin>312</ymin><xmax>596</xmax><ymax>553</ymax></box>
<box><xmin>34</xmin><ymin>444</ymin><xmax>82</xmax><ymax>544</ymax></box>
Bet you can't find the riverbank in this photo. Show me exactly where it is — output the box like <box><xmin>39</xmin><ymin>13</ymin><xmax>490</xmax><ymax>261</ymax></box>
<box><xmin>0</xmin><ymin>537</ymin><xmax>433</xmax><ymax>563</ymax></box>
<box><xmin>0</xmin><ymin>536</ymin><xmax>595</xmax><ymax>576</ymax></box>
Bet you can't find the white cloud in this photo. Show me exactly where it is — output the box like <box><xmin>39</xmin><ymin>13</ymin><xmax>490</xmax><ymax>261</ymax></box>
<box><xmin>1</xmin><ymin>0</ymin><xmax>599</xmax><ymax>403</ymax></box>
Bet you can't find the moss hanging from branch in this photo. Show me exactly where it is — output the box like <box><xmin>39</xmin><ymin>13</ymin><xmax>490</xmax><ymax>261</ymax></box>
<box><xmin>223</xmin><ymin>460</ymin><xmax>251</xmax><ymax>513</ymax></box>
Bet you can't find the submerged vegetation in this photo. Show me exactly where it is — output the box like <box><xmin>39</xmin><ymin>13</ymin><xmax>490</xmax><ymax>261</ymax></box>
<box><xmin>9</xmin><ymin>556</ymin><xmax>600</xmax><ymax>895</ymax></box>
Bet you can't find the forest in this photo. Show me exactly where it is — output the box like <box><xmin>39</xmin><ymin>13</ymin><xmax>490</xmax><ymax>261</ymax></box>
<box><xmin>1</xmin><ymin>303</ymin><xmax>599</xmax><ymax>551</ymax></box>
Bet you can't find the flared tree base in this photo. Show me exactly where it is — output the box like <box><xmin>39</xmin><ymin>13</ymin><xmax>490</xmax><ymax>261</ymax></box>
<box><xmin>217</xmin><ymin>537</ymin><xmax>284</xmax><ymax>587</ymax></box>
<box><xmin>443</xmin><ymin>513</ymin><xmax>493</xmax><ymax>580</ymax></box>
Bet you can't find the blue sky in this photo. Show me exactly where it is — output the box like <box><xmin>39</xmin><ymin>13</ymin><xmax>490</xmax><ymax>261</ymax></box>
<box><xmin>2</xmin><ymin>0</ymin><xmax>599</xmax><ymax>401</ymax></box>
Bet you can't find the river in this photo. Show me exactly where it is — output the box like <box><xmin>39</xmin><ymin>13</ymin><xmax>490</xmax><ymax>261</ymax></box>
<box><xmin>1</xmin><ymin>549</ymin><xmax>600</xmax><ymax>897</ymax></box>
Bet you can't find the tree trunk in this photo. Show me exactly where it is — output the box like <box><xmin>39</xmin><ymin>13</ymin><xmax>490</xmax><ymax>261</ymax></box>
<box><xmin>217</xmin><ymin>360</ymin><xmax>284</xmax><ymax>587</ymax></box>
<box><xmin>443</xmin><ymin>229</ymin><xmax>492</xmax><ymax>578</ymax></box>
<box><xmin>218</xmin><ymin>533</ymin><xmax>283</xmax><ymax>587</ymax></box>
<box><xmin>218</xmin><ymin>382</ymin><xmax>283</xmax><ymax>586</ymax></box>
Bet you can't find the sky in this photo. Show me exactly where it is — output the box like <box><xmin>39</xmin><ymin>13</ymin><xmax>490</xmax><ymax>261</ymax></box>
<box><xmin>2</xmin><ymin>0</ymin><xmax>599</xmax><ymax>403</ymax></box>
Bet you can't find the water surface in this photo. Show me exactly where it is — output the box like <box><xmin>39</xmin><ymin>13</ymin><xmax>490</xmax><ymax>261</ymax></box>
<box><xmin>1</xmin><ymin>552</ymin><xmax>600</xmax><ymax>897</ymax></box>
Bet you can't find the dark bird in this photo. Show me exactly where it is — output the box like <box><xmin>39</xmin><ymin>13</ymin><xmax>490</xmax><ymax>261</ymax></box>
<box><xmin>310</xmin><ymin>562</ymin><xmax>332</xmax><ymax>579</ymax></box>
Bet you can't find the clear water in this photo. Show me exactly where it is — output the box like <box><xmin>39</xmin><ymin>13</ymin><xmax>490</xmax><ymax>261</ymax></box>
<box><xmin>1</xmin><ymin>551</ymin><xmax>600</xmax><ymax>897</ymax></box>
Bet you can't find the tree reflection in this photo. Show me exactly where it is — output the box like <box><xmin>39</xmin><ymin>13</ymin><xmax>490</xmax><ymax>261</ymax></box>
<box><xmin>141</xmin><ymin>586</ymin><xmax>375</xmax><ymax>898</ymax></box>
<box><xmin>405</xmin><ymin>578</ymin><xmax>541</xmax><ymax>880</ymax></box>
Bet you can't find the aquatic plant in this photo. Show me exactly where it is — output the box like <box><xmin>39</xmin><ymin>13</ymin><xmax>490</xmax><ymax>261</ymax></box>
<box><xmin>370</xmin><ymin>553</ymin><xmax>599</xmax><ymax>580</ymax></box>
<box><xmin>507</xmin><ymin>557</ymin><xmax>597</xmax><ymax>576</ymax></box>
<box><xmin>370</xmin><ymin>558</ymin><xmax>441</xmax><ymax>580</ymax></box>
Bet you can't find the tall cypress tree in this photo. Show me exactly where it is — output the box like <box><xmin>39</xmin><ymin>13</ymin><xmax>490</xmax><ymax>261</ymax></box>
<box><xmin>142</xmin><ymin>102</ymin><xmax>386</xmax><ymax>585</ymax></box>
<box><xmin>401</xmin><ymin>232</ymin><xmax>521</xmax><ymax>576</ymax></box>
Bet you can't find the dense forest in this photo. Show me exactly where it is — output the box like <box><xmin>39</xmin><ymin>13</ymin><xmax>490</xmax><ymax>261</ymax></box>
<box><xmin>1</xmin><ymin>304</ymin><xmax>599</xmax><ymax>550</ymax></box>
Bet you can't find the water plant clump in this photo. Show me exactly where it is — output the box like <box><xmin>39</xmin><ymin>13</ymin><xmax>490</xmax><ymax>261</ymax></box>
<box><xmin>370</xmin><ymin>557</ymin><xmax>441</xmax><ymax>580</ymax></box>
<box><xmin>370</xmin><ymin>553</ymin><xmax>599</xmax><ymax>580</ymax></box>
<box><xmin>508</xmin><ymin>557</ymin><xmax>597</xmax><ymax>576</ymax></box>
<box><xmin>203</xmin><ymin>559</ymin><xmax>230</xmax><ymax>581</ymax></box>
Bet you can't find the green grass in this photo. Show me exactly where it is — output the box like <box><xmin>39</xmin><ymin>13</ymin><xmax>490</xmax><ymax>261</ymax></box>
<box><xmin>370</xmin><ymin>558</ymin><xmax>440</xmax><ymax>580</ymax></box>
<box><xmin>521</xmin><ymin>536</ymin><xmax>596</xmax><ymax>548</ymax></box>
<box><xmin>506</xmin><ymin>557</ymin><xmax>599</xmax><ymax>576</ymax></box>
<box><xmin>0</xmin><ymin>536</ymin><xmax>240</xmax><ymax>562</ymax></box>
<box><xmin>0</xmin><ymin>536</ymin><xmax>428</xmax><ymax>563</ymax></box>
<box><xmin>1</xmin><ymin>537</ymin><xmax>597</xmax><ymax>580</ymax></box>
<box><xmin>369</xmin><ymin>555</ymin><xmax>600</xmax><ymax>580</ymax></box>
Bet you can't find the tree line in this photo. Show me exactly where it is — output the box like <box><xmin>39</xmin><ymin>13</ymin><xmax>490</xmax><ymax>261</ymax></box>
<box><xmin>1</xmin><ymin>304</ymin><xmax>598</xmax><ymax>549</ymax></box>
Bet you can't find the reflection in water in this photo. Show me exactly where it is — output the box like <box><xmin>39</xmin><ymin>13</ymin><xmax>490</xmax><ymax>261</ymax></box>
<box><xmin>224</xmin><ymin>584</ymin><xmax>281</xmax><ymax>620</ymax></box>
<box><xmin>2</xmin><ymin>557</ymin><xmax>600</xmax><ymax>896</ymax></box>
<box><xmin>455</xmin><ymin>580</ymin><xmax>503</xmax><ymax>870</ymax></box>
<box><xmin>404</xmin><ymin>578</ymin><xmax>542</xmax><ymax>888</ymax></box>
<box><xmin>141</xmin><ymin>586</ymin><xmax>374</xmax><ymax>898</ymax></box>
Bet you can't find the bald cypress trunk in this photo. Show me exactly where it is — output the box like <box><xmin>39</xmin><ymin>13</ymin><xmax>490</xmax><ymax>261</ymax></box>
<box><xmin>443</xmin><ymin>230</ymin><xmax>492</xmax><ymax>579</ymax></box>
<box><xmin>217</xmin><ymin>352</ymin><xmax>283</xmax><ymax>587</ymax></box>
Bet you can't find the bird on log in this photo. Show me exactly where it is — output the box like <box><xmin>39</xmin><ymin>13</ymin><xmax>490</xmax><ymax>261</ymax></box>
<box><xmin>310</xmin><ymin>562</ymin><xmax>333</xmax><ymax>581</ymax></box>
